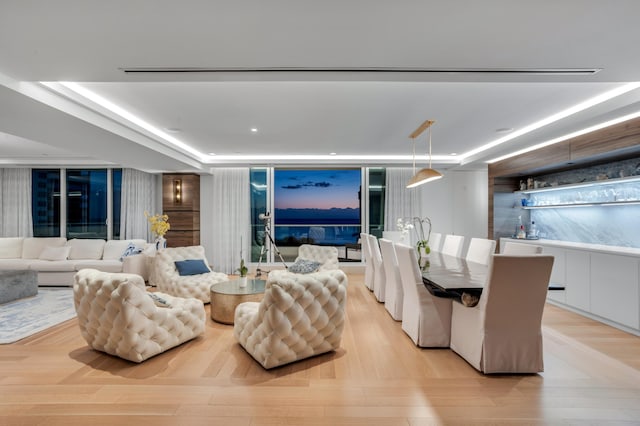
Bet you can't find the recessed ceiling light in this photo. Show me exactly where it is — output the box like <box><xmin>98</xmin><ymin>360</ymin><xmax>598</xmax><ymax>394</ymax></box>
<box><xmin>208</xmin><ymin>152</ymin><xmax>216</xmax><ymax>156</ymax></box>
<box><xmin>449</xmin><ymin>152</ymin><xmax>458</xmax><ymax>156</ymax></box>
<box><xmin>250</xmin><ymin>128</ymin><xmax>258</xmax><ymax>133</ymax></box>
<box><xmin>495</xmin><ymin>127</ymin><xmax>513</xmax><ymax>134</ymax></box>
<box><xmin>329</xmin><ymin>152</ymin><xmax>337</xmax><ymax>155</ymax></box>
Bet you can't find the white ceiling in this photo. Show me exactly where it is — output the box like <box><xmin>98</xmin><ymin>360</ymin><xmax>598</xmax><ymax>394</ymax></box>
<box><xmin>2</xmin><ymin>0</ymin><xmax>640</xmax><ymax>173</ymax></box>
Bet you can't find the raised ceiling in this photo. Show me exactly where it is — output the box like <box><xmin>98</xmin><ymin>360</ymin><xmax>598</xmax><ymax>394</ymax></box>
<box><xmin>1</xmin><ymin>0</ymin><xmax>640</xmax><ymax>173</ymax></box>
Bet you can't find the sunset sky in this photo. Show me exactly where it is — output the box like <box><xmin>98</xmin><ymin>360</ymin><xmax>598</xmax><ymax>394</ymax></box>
<box><xmin>274</xmin><ymin>169</ymin><xmax>361</xmax><ymax>210</ymax></box>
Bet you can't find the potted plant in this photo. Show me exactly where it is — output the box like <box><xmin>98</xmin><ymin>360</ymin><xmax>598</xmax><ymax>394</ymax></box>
<box><xmin>145</xmin><ymin>211</ymin><xmax>170</xmax><ymax>249</ymax></box>
<box><xmin>236</xmin><ymin>259</ymin><xmax>248</xmax><ymax>287</ymax></box>
<box><xmin>236</xmin><ymin>237</ymin><xmax>248</xmax><ymax>287</ymax></box>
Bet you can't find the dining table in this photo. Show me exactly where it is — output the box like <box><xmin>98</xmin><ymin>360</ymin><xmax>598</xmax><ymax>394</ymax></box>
<box><xmin>420</xmin><ymin>252</ymin><xmax>489</xmax><ymax>298</ymax></box>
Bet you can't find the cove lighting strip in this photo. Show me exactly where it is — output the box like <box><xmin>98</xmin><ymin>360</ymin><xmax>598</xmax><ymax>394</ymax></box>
<box><xmin>461</xmin><ymin>82</ymin><xmax>640</xmax><ymax>162</ymax></box>
<box><xmin>52</xmin><ymin>82</ymin><xmax>208</xmax><ymax>160</ymax></box>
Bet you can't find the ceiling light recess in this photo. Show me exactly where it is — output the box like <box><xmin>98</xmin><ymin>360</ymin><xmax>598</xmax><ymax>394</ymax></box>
<box><xmin>120</xmin><ymin>67</ymin><xmax>602</xmax><ymax>75</ymax></box>
<box><xmin>407</xmin><ymin>119</ymin><xmax>443</xmax><ymax>188</ymax></box>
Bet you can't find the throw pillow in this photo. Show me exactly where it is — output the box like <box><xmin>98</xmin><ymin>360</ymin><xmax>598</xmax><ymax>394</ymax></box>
<box><xmin>38</xmin><ymin>245</ymin><xmax>71</xmax><ymax>261</ymax></box>
<box><xmin>174</xmin><ymin>259</ymin><xmax>211</xmax><ymax>276</ymax></box>
<box><xmin>288</xmin><ymin>258</ymin><xmax>321</xmax><ymax>274</ymax></box>
<box><xmin>120</xmin><ymin>242</ymin><xmax>143</xmax><ymax>261</ymax></box>
<box><xmin>147</xmin><ymin>292</ymin><xmax>172</xmax><ymax>308</ymax></box>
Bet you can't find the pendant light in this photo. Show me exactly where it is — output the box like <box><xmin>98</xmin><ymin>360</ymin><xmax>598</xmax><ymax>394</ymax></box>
<box><xmin>406</xmin><ymin>119</ymin><xmax>443</xmax><ymax>188</ymax></box>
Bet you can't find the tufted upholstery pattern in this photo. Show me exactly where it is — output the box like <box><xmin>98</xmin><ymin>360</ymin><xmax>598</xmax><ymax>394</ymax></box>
<box><xmin>295</xmin><ymin>244</ymin><xmax>339</xmax><ymax>271</ymax></box>
<box><xmin>153</xmin><ymin>245</ymin><xmax>228</xmax><ymax>303</ymax></box>
<box><xmin>73</xmin><ymin>269</ymin><xmax>205</xmax><ymax>363</ymax></box>
<box><xmin>234</xmin><ymin>268</ymin><xmax>348</xmax><ymax>369</ymax></box>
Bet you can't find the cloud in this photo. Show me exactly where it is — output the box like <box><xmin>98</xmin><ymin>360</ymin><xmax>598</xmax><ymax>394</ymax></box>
<box><xmin>281</xmin><ymin>181</ymin><xmax>333</xmax><ymax>190</ymax></box>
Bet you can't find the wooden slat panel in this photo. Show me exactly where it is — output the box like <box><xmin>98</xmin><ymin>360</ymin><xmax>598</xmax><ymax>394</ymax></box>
<box><xmin>489</xmin><ymin>143</ymin><xmax>571</xmax><ymax>177</ymax></box>
<box><xmin>570</xmin><ymin>117</ymin><xmax>640</xmax><ymax>161</ymax></box>
<box><xmin>167</xmin><ymin>211</ymin><xmax>200</xmax><ymax>231</ymax></box>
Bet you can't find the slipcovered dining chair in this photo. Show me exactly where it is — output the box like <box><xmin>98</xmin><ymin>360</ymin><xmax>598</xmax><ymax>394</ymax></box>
<box><xmin>429</xmin><ymin>232</ymin><xmax>443</xmax><ymax>253</ymax></box>
<box><xmin>379</xmin><ymin>238</ymin><xmax>403</xmax><ymax>321</ymax></box>
<box><xmin>502</xmin><ymin>241</ymin><xmax>543</xmax><ymax>255</ymax></box>
<box><xmin>360</xmin><ymin>233</ymin><xmax>374</xmax><ymax>291</ymax></box>
<box><xmin>74</xmin><ymin>269</ymin><xmax>206</xmax><ymax>363</ymax></box>
<box><xmin>465</xmin><ymin>237</ymin><xmax>497</xmax><ymax>266</ymax></box>
<box><xmin>450</xmin><ymin>254</ymin><xmax>554</xmax><ymax>373</ymax></box>
<box><xmin>153</xmin><ymin>245</ymin><xmax>228</xmax><ymax>303</ymax></box>
<box><xmin>441</xmin><ymin>234</ymin><xmax>465</xmax><ymax>258</ymax></box>
<box><xmin>234</xmin><ymin>269</ymin><xmax>348</xmax><ymax>369</ymax></box>
<box><xmin>367</xmin><ymin>234</ymin><xmax>386</xmax><ymax>302</ymax></box>
<box><xmin>395</xmin><ymin>244</ymin><xmax>453</xmax><ymax>347</ymax></box>
<box><xmin>295</xmin><ymin>244</ymin><xmax>339</xmax><ymax>271</ymax></box>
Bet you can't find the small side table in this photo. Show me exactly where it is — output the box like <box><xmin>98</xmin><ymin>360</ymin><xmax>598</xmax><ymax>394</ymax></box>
<box><xmin>210</xmin><ymin>278</ymin><xmax>266</xmax><ymax>324</ymax></box>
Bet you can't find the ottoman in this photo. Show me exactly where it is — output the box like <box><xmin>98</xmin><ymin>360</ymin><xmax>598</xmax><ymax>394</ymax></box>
<box><xmin>0</xmin><ymin>270</ymin><xmax>38</xmax><ymax>304</ymax></box>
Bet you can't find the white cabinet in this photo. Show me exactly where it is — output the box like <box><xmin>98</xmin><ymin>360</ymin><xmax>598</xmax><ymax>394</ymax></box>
<box><xmin>590</xmin><ymin>253</ymin><xmax>639</xmax><ymax>330</ymax></box>
<box><xmin>565</xmin><ymin>249</ymin><xmax>590</xmax><ymax>311</ymax></box>
<box><xmin>542</xmin><ymin>246</ymin><xmax>566</xmax><ymax>303</ymax></box>
<box><xmin>499</xmin><ymin>238</ymin><xmax>640</xmax><ymax>334</ymax></box>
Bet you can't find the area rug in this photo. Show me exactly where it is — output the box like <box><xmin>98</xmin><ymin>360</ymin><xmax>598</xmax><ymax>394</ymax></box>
<box><xmin>0</xmin><ymin>288</ymin><xmax>76</xmax><ymax>344</ymax></box>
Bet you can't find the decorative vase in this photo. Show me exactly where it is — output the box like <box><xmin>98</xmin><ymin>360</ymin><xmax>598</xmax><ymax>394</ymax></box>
<box><xmin>239</xmin><ymin>276</ymin><xmax>248</xmax><ymax>288</ymax></box>
<box><xmin>155</xmin><ymin>236</ymin><xmax>167</xmax><ymax>251</ymax></box>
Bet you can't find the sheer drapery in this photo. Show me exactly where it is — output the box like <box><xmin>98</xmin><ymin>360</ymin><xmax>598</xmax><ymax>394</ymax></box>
<box><xmin>210</xmin><ymin>168</ymin><xmax>250</xmax><ymax>274</ymax></box>
<box><xmin>0</xmin><ymin>168</ymin><xmax>33</xmax><ymax>237</ymax></box>
<box><xmin>384</xmin><ymin>167</ymin><xmax>423</xmax><ymax>232</ymax></box>
<box><xmin>120</xmin><ymin>168</ymin><xmax>158</xmax><ymax>241</ymax></box>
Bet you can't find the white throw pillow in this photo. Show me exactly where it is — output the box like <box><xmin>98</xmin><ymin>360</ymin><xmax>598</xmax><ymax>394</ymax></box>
<box><xmin>39</xmin><ymin>245</ymin><xmax>71</xmax><ymax>261</ymax></box>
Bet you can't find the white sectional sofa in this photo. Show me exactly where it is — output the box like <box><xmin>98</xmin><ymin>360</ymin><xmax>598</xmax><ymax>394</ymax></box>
<box><xmin>0</xmin><ymin>237</ymin><xmax>149</xmax><ymax>286</ymax></box>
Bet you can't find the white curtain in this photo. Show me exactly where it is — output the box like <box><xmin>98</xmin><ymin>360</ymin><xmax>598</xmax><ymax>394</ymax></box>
<box><xmin>210</xmin><ymin>168</ymin><xmax>250</xmax><ymax>274</ymax></box>
<box><xmin>384</xmin><ymin>167</ymin><xmax>423</xmax><ymax>232</ymax></box>
<box><xmin>0</xmin><ymin>168</ymin><xmax>33</xmax><ymax>237</ymax></box>
<box><xmin>120</xmin><ymin>168</ymin><xmax>159</xmax><ymax>241</ymax></box>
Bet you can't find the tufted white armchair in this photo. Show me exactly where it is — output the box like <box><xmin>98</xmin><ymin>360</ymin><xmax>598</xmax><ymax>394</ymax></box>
<box><xmin>234</xmin><ymin>268</ymin><xmax>348</xmax><ymax>369</ymax></box>
<box><xmin>153</xmin><ymin>245</ymin><xmax>228</xmax><ymax>303</ymax></box>
<box><xmin>295</xmin><ymin>244</ymin><xmax>339</xmax><ymax>271</ymax></box>
<box><xmin>73</xmin><ymin>268</ymin><xmax>205</xmax><ymax>363</ymax></box>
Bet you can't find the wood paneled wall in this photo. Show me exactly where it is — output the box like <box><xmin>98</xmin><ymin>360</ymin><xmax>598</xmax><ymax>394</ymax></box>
<box><xmin>162</xmin><ymin>173</ymin><xmax>200</xmax><ymax>247</ymax></box>
<box><xmin>487</xmin><ymin>116</ymin><xmax>640</xmax><ymax>239</ymax></box>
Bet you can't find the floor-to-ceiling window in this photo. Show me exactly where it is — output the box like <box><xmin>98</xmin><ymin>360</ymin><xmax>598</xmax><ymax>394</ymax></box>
<box><xmin>32</xmin><ymin>168</ymin><xmax>122</xmax><ymax>239</ymax></box>
<box><xmin>32</xmin><ymin>169</ymin><xmax>61</xmax><ymax>237</ymax></box>
<box><xmin>249</xmin><ymin>167</ymin><xmax>384</xmax><ymax>263</ymax></box>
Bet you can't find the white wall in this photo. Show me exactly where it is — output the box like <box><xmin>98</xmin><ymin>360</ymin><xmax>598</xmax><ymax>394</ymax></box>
<box><xmin>419</xmin><ymin>168</ymin><xmax>488</xmax><ymax>253</ymax></box>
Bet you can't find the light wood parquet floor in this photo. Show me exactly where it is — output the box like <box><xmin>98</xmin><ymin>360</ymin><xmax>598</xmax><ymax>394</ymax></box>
<box><xmin>1</xmin><ymin>273</ymin><xmax>640</xmax><ymax>425</ymax></box>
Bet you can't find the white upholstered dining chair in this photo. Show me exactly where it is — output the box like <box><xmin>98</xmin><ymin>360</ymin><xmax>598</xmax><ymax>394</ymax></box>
<box><xmin>360</xmin><ymin>233</ymin><xmax>374</xmax><ymax>291</ymax></box>
<box><xmin>465</xmin><ymin>237</ymin><xmax>497</xmax><ymax>266</ymax></box>
<box><xmin>367</xmin><ymin>234</ymin><xmax>386</xmax><ymax>302</ymax></box>
<box><xmin>395</xmin><ymin>243</ymin><xmax>453</xmax><ymax>347</ymax></box>
<box><xmin>502</xmin><ymin>241</ymin><xmax>543</xmax><ymax>255</ymax></box>
<box><xmin>449</xmin><ymin>254</ymin><xmax>554</xmax><ymax>373</ymax></box>
<box><xmin>429</xmin><ymin>232</ymin><xmax>443</xmax><ymax>253</ymax></box>
<box><xmin>441</xmin><ymin>234</ymin><xmax>465</xmax><ymax>258</ymax></box>
<box><xmin>379</xmin><ymin>238</ymin><xmax>403</xmax><ymax>321</ymax></box>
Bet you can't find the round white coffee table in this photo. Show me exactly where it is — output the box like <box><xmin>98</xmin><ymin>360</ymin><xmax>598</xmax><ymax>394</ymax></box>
<box><xmin>209</xmin><ymin>278</ymin><xmax>266</xmax><ymax>324</ymax></box>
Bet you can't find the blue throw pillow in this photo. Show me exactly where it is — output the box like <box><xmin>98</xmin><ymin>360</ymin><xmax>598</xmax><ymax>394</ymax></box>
<box><xmin>120</xmin><ymin>242</ymin><xmax>143</xmax><ymax>261</ymax></box>
<box><xmin>174</xmin><ymin>259</ymin><xmax>211</xmax><ymax>276</ymax></box>
<box><xmin>288</xmin><ymin>258</ymin><xmax>321</xmax><ymax>274</ymax></box>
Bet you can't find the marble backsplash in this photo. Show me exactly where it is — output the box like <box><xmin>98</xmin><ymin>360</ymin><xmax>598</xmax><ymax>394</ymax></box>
<box><xmin>531</xmin><ymin>205</ymin><xmax>640</xmax><ymax>248</ymax></box>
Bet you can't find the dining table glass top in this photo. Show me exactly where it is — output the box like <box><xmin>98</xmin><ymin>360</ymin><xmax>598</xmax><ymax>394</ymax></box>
<box><xmin>421</xmin><ymin>253</ymin><xmax>488</xmax><ymax>291</ymax></box>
